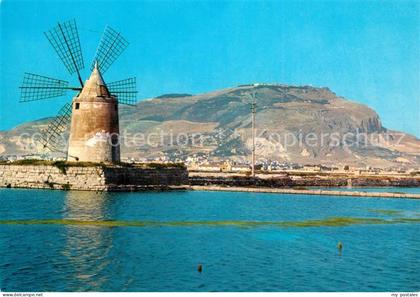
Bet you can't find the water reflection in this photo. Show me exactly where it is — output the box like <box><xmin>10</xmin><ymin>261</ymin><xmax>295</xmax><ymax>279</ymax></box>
<box><xmin>63</xmin><ymin>191</ymin><xmax>111</xmax><ymax>221</ymax></box>
<box><xmin>61</xmin><ymin>191</ymin><xmax>114</xmax><ymax>291</ymax></box>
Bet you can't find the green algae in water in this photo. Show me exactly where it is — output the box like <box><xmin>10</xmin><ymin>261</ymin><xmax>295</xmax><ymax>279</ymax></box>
<box><xmin>1</xmin><ymin>216</ymin><xmax>419</xmax><ymax>229</ymax></box>
<box><xmin>367</xmin><ymin>209</ymin><xmax>404</xmax><ymax>216</ymax></box>
<box><xmin>280</xmin><ymin>217</ymin><xmax>388</xmax><ymax>227</ymax></box>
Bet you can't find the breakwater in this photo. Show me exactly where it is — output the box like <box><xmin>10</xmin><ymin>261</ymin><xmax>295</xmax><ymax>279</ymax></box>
<box><xmin>191</xmin><ymin>185</ymin><xmax>420</xmax><ymax>199</ymax></box>
<box><xmin>0</xmin><ymin>164</ymin><xmax>188</xmax><ymax>191</ymax></box>
<box><xmin>189</xmin><ymin>173</ymin><xmax>420</xmax><ymax>188</ymax></box>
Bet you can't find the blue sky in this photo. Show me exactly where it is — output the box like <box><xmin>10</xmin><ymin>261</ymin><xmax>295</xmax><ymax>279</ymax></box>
<box><xmin>1</xmin><ymin>0</ymin><xmax>419</xmax><ymax>136</ymax></box>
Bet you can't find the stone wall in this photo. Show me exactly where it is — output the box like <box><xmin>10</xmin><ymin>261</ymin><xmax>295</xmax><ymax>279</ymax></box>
<box><xmin>0</xmin><ymin>165</ymin><xmax>188</xmax><ymax>191</ymax></box>
<box><xmin>189</xmin><ymin>174</ymin><xmax>420</xmax><ymax>188</ymax></box>
<box><xmin>189</xmin><ymin>175</ymin><xmax>291</xmax><ymax>187</ymax></box>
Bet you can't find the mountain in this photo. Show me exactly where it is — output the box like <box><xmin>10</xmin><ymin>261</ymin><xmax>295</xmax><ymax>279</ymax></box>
<box><xmin>1</xmin><ymin>83</ymin><xmax>419</xmax><ymax>168</ymax></box>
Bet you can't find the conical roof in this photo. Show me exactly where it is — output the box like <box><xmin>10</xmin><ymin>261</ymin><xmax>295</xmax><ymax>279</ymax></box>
<box><xmin>77</xmin><ymin>62</ymin><xmax>111</xmax><ymax>99</ymax></box>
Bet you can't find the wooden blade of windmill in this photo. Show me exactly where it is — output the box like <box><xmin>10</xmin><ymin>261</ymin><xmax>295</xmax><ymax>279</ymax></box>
<box><xmin>91</xmin><ymin>26</ymin><xmax>129</xmax><ymax>74</ymax></box>
<box><xmin>44</xmin><ymin>19</ymin><xmax>85</xmax><ymax>87</ymax></box>
<box><xmin>107</xmin><ymin>77</ymin><xmax>138</xmax><ymax>106</ymax></box>
<box><xmin>19</xmin><ymin>73</ymin><xmax>82</xmax><ymax>102</ymax></box>
<box><xmin>39</xmin><ymin>102</ymin><xmax>72</xmax><ymax>154</ymax></box>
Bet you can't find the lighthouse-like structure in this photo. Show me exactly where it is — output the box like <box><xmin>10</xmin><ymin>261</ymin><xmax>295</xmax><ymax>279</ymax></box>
<box><xmin>67</xmin><ymin>63</ymin><xmax>120</xmax><ymax>163</ymax></box>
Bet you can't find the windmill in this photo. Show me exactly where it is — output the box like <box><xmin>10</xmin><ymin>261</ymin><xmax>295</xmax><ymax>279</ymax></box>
<box><xmin>19</xmin><ymin>19</ymin><xmax>137</xmax><ymax>163</ymax></box>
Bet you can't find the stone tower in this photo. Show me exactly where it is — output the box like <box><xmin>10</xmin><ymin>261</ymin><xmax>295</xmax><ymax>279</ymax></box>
<box><xmin>67</xmin><ymin>64</ymin><xmax>120</xmax><ymax>163</ymax></box>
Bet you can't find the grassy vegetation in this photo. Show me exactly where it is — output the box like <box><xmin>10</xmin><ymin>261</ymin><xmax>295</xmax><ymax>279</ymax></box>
<box><xmin>1</xmin><ymin>216</ymin><xmax>419</xmax><ymax>229</ymax></box>
<box><xmin>1</xmin><ymin>159</ymin><xmax>104</xmax><ymax>174</ymax></box>
<box><xmin>1</xmin><ymin>159</ymin><xmax>99</xmax><ymax>167</ymax></box>
<box><xmin>0</xmin><ymin>159</ymin><xmax>186</xmax><ymax>171</ymax></box>
<box><xmin>0</xmin><ymin>159</ymin><xmax>50</xmax><ymax>166</ymax></box>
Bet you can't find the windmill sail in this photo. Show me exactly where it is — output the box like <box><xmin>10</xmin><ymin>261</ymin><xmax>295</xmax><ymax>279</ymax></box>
<box><xmin>20</xmin><ymin>73</ymin><xmax>72</xmax><ymax>102</ymax></box>
<box><xmin>40</xmin><ymin>103</ymin><xmax>72</xmax><ymax>152</ymax></box>
<box><xmin>45</xmin><ymin>19</ymin><xmax>85</xmax><ymax>87</ymax></box>
<box><xmin>107</xmin><ymin>77</ymin><xmax>138</xmax><ymax>105</ymax></box>
<box><xmin>91</xmin><ymin>26</ymin><xmax>129</xmax><ymax>74</ymax></box>
<box><xmin>20</xmin><ymin>20</ymin><xmax>138</xmax><ymax>161</ymax></box>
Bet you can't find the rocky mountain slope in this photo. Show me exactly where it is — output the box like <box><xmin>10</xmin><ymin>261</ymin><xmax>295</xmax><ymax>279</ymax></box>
<box><xmin>1</xmin><ymin>84</ymin><xmax>419</xmax><ymax>168</ymax></box>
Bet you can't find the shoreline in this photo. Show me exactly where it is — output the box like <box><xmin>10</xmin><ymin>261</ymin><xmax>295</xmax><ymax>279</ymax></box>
<box><xmin>191</xmin><ymin>185</ymin><xmax>420</xmax><ymax>199</ymax></box>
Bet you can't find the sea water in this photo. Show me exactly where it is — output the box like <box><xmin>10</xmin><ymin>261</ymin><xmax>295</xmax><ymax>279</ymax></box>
<box><xmin>0</xmin><ymin>188</ymin><xmax>419</xmax><ymax>291</ymax></box>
